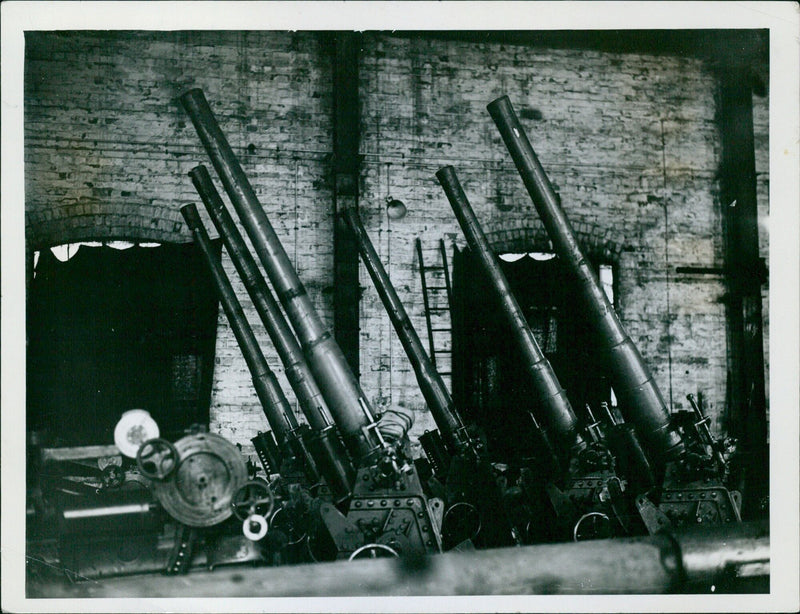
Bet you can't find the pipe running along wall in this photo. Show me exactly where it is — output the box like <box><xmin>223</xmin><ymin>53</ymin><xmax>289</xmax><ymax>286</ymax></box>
<box><xmin>180</xmin><ymin>203</ymin><xmax>297</xmax><ymax>448</ymax></box>
<box><xmin>180</xmin><ymin>89</ymin><xmax>379</xmax><ymax>463</ymax></box>
<box><xmin>486</xmin><ymin>95</ymin><xmax>684</xmax><ymax>464</ymax></box>
<box><xmin>342</xmin><ymin>207</ymin><xmax>472</xmax><ymax>454</ymax></box>
<box><xmin>436</xmin><ymin>166</ymin><xmax>584</xmax><ymax>455</ymax></box>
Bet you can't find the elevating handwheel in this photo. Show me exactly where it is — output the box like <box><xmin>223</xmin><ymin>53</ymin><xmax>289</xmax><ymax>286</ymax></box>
<box><xmin>136</xmin><ymin>438</ymin><xmax>178</xmax><ymax>481</ymax></box>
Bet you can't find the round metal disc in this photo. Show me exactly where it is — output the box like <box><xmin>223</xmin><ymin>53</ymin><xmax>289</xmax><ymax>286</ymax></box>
<box><xmin>114</xmin><ymin>409</ymin><xmax>160</xmax><ymax>458</ymax></box>
<box><xmin>152</xmin><ymin>433</ymin><xmax>247</xmax><ymax>527</ymax></box>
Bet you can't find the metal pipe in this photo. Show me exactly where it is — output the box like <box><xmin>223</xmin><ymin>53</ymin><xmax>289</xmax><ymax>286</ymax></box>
<box><xmin>37</xmin><ymin>521</ymin><xmax>768</xmax><ymax>597</ymax></box>
<box><xmin>436</xmin><ymin>166</ymin><xmax>584</xmax><ymax>455</ymax></box>
<box><xmin>342</xmin><ymin>207</ymin><xmax>471</xmax><ymax>454</ymax></box>
<box><xmin>677</xmin><ymin>520</ymin><xmax>770</xmax><ymax>589</ymax></box>
<box><xmin>189</xmin><ymin>165</ymin><xmax>332</xmax><ymax>433</ymax></box>
<box><xmin>62</xmin><ymin>503</ymin><xmax>155</xmax><ymax>520</ymax></box>
<box><xmin>180</xmin><ymin>203</ymin><xmax>296</xmax><ymax>448</ymax></box>
<box><xmin>487</xmin><ymin>95</ymin><xmax>684</xmax><ymax>463</ymax></box>
<box><xmin>180</xmin><ymin>89</ymin><xmax>378</xmax><ymax>462</ymax></box>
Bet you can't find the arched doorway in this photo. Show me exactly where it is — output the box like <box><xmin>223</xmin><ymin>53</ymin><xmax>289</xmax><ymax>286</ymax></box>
<box><xmin>451</xmin><ymin>247</ymin><xmax>615</xmax><ymax>463</ymax></box>
<box><xmin>26</xmin><ymin>241</ymin><xmax>221</xmax><ymax>447</ymax></box>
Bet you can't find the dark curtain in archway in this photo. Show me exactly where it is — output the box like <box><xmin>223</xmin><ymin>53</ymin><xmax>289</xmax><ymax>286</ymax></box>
<box><xmin>27</xmin><ymin>242</ymin><xmax>220</xmax><ymax>447</ymax></box>
<box><xmin>452</xmin><ymin>247</ymin><xmax>611</xmax><ymax>463</ymax></box>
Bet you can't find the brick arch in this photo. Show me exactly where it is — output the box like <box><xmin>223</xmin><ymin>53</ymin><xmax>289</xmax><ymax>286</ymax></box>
<box><xmin>26</xmin><ymin>207</ymin><xmax>191</xmax><ymax>251</ymax></box>
<box><xmin>483</xmin><ymin>218</ymin><xmax>626</xmax><ymax>263</ymax></box>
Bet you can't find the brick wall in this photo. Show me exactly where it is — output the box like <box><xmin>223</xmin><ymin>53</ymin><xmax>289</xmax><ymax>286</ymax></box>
<box><xmin>25</xmin><ymin>31</ymin><xmax>335</xmax><ymax>452</ymax></box>
<box><xmin>357</xmin><ymin>34</ymin><xmax>766</xmax><ymax>438</ymax></box>
<box><xmin>25</xmin><ymin>31</ymin><xmax>768</xmax><ymax>454</ymax></box>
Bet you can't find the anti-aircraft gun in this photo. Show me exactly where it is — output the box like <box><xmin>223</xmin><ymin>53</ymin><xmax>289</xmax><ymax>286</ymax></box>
<box><xmin>180</xmin><ymin>89</ymin><xmax>443</xmax><ymax>560</ymax></box>
<box><xmin>180</xmin><ymin>201</ymin><xmax>327</xmax><ymax>563</ymax></box>
<box><xmin>437</xmin><ymin>166</ymin><xmax>635</xmax><ymax>543</ymax></box>
<box><xmin>486</xmin><ymin>95</ymin><xmax>742</xmax><ymax>532</ymax></box>
<box><xmin>188</xmin><ymin>164</ymin><xmax>351</xmax><ymax>497</ymax></box>
<box><xmin>188</xmin><ymin>165</ymin><xmax>361</xmax><ymax>562</ymax></box>
<box><xmin>342</xmin><ymin>207</ymin><xmax>525</xmax><ymax>549</ymax></box>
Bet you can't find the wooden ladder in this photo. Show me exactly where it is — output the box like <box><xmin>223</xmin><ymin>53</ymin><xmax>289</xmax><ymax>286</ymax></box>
<box><xmin>415</xmin><ymin>238</ymin><xmax>454</xmax><ymax>385</ymax></box>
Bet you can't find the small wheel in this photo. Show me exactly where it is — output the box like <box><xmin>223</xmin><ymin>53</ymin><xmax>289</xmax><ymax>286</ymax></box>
<box><xmin>348</xmin><ymin>543</ymin><xmax>399</xmax><ymax>561</ymax></box>
<box><xmin>573</xmin><ymin>512</ymin><xmax>612</xmax><ymax>542</ymax></box>
<box><xmin>442</xmin><ymin>501</ymin><xmax>481</xmax><ymax>544</ymax></box>
<box><xmin>242</xmin><ymin>514</ymin><xmax>269</xmax><ymax>541</ymax></box>
<box><xmin>231</xmin><ymin>479</ymin><xmax>274</xmax><ymax>521</ymax></box>
<box><xmin>136</xmin><ymin>438</ymin><xmax>178</xmax><ymax>481</ymax></box>
<box><xmin>270</xmin><ymin>506</ymin><xmax>310</xmax><ymax>546</ymax></box>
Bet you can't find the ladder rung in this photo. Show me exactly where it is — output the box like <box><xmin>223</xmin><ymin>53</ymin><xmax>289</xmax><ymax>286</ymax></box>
<box><xmin>434</xmin><ymin>349</ymin><xmax>452</xmax><ymax>354</ymax></box>
<box><xmin>432</xmin><ymin>328</ymin><xmax>452</xmax><ymax>332</ymax></box>
<box><xmin>426</xmin><ymin>286</ymin><xmax>448</xmax><ymax>290</ymax></box>
<box><xmin>422</xmin><ymin>265</ymin><xmax>445</xmax><ymax>271</ymax></box>
<box><xmin>427</xmin><ymin>307</ymin><xmax>449</xmax><ymax>312</ymax></box>
<box><xmin>438</xmin><ymin>371</ymin><xmax>452</xmax><ymax>376</ymax></box>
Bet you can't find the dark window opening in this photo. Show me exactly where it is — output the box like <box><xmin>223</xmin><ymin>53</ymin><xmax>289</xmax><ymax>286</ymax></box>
<box><xmin>27</xmin><ymin>242</ymin><xmax>221</xmax><ymax>447</ymax></box>
<box><xmin>451</xmin><ymin>247</ymin><xmax>615</xmax><ymax>462</ymax></box>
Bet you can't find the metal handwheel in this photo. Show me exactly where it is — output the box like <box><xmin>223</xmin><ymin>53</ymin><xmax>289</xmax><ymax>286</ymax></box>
<box><xmin>573</xmin><ymin>511</ymin><xmax>612</xmax><ymax>542</ymax></box>
<box><xmin>442</xmin><ymin>501</ymin><xmax>482</xmax><ymax>543</ymax></box>
<box><xmin>136</xmin><ymin>437</ymin><xmax>179</xmax><ymax>481</ymax></box>
<box><xmin>231</xmin><ymin>479</ymin><xmax>274</xmax><ymax>521</ymax></box>
<box><xmin>348</xmin><ymin>543</ymin><xmax>400</xmax><ymax>561</ymax></box>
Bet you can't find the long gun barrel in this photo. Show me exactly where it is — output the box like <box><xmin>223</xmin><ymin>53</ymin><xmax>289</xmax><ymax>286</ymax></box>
<box><xmin>436</xmin><ymin>166</ymin><xmax>584</xmax><ymax>456</ymax></box>
<box><xmin>189</xmin><ymin>165</ymin><xmax>333</xmax><ymax>433</ymax></box>
<box><xmin>180</xmin><ymin>203</ymin><xmax>296</xmax><ymax>452</ymax></box>
<box><xmin>341</xmin><ymin>207</ymin><xmax>472</xmax><ymax>455</ymax></box>
<box><xmin>486</xmin><ymin>95</ymin><xmax>683</xmax><ymax>464</ymax></box>
<box><xmin>189</xmin><ymin>166</ymin><xmax>355</xmax><ymax>500</ymax></box>
<box><xmin>180</xmin><ymin>89</ymin><xmax>380</xmax><ymax>463</ymax></box>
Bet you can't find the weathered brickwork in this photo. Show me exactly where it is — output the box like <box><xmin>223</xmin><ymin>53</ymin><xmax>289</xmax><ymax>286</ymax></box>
<box><xmin>25</xmin><ymin>31</ymin><xmax>768</xmax><ymax>453</ymax></box>
<box><xmin>25</xmin><ymin>31</ymin><xmax>335</xmax><ymax>454</ymax></box>
<box><xmin>357</xmin><ymin>34</ymin><xmax>768</xmax><ymax>437</ymax></box>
